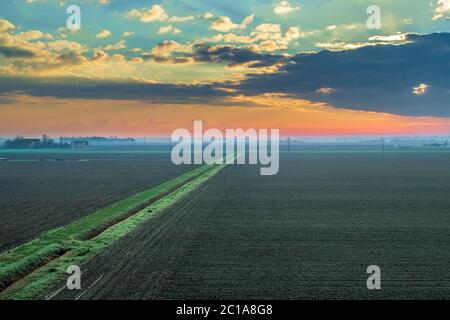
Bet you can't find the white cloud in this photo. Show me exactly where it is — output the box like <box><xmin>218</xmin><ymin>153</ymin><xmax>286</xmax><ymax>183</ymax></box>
<box><xmin>316</xmin><ymin>87</ymin><xmax>337</xmax><ymax>95</ymax></box>
<box><xmin>413</xmin><ymin>83</ymin><xmax>429</xmax><ymax>95</ymax></box>
<box><xmin>126</xmin><ymin>9</ymin><xmax>142</xmax><ymax>18</ymax></box>
<box><xmin>251</xmin><ymin>23</ymin><xmax>283</xmax><ymax>45</ymax></box>
<box><xmin>325</xmin><ymin>24</ymin><xmax>358</xmax><ymax>32</ymax></box>
<box><xmin>433</xmin><ymin>0</ymin><xmax>450</xmax><ymax>20</ymax></box>
<box><xmin>26</xmin><ymin>0</ymin><xmax>46</xmax><ymax>4</ymax></box>
<box><xmin>209</xmin><ymin>14</ymin><xmax>254</xmax><ymax>32</ymax></box>
<box><xmin>122</xmin><ymin>31</ymin><xmax>135</xmax><ymax>38</ymax></box>
<box><xmin>316</xmin><ymin>33</ymin><xmax>410</xmax><ymax>51</ymax></box>
<box><xmin>240</xmin><ymin>14</ymin><xmax>255</xmax><ymax>28</ymax></box>
<box><xmin>254</xmin><ymin>23</ymin><xmax>281</xmax><ymax>33</ymax></box>
<box><xmin>96</xmin><ymin>29</ymin><xmax>112</xmax><ymax>38</ymax></box>
<box><xmin>273</xmin><ymin>1</ymin><xmax>300</xmax><ymax>15</ymax></box>
<box><xmin>205</xmin><ymin>23</ymin><xmax>304</xmax><ymax>52</ymax></box>
<box><xmin>403</xmin><ymin>18</ymin><xmax>413</xmax><ymax>25</ymax></box>
<box><xmin>15</xmin><ymin>30</ymin><xmax>45</xmax><ymax>41</ymax></box>
<box><xmin>44</xmin><ymin>40</ymin><xmax>86</xmax><ymax>54</ymax></box>
<box><xmin>315</xmin><ymin>41</ymin><xmax>372</xmax><ymax>51</ymax></box>
<box><xmin>251</xmin><ymin>24</ymin><xmax>301</xmax><ymax>52</ymax></box>
<box><xmin>0</xmin><ymin>19</ymin><xmax>15</xmax><ymax>32</ymax></box>
<box><xmin>202</xmin><ymin>12</ymin><xmax>214</xmax><ymax>20</ymax></box>
<box><xmin>101</xmin><ymin>40</ymin><xmax>126</xmax><ymax>51</ymax></box>
<box><xmin>209</xmin><ymin>16</ymin><xmax>237</xmax><ymax>32</ymax></box>
<box><xmin>285</xmin><ymin>27</ymin><xmax>301</xmax><ymax>41</ymax></box>
<box><xmin>0</xmin><ymin>19</ymin><xmax>156</xmax><ymax>77</ymax></box>
<box><xmin>257</xmin><ymin>40</ymin><xmax>287</xmax><ymax>52</ymax></box>
<box><xmin>158</xmin><ymin>25</ymin><xmax>182</xmax><ymax>35</ymax></box>
<box><xmin>168</xmin><ymin>16</ymin><xmax>194</xmax><ymax>23</ymax></box>
<box><xmin>126</xmin><ymin>4</ymin><xmax>195</xmax><ymax>23</ymax></box>
<box><xmin>141</xmin><ymin>5</ymin><xmax>168</xmax><ymax>22</ymax></box>
<box><xmin>92</xmin><ymin>50</ymin><xmax>109</xmax><ymax>62</ymax></box>
<box><xmin>150</xmin><ymin>40</ymin><xmax>192</xmax><ymax>57</ymax></box>
<box><xmin>368</xmin><ymin>34</ymin><xmax>408</xmax><ymax>42</ymax></box>
<box><xmin>203</xmin><ymin>33</ymin><xmax>254</xmax><ymax>44</ymax></box>
<box><xmin>126</xmin><ymin>5</ymin><xmax>168</xmax><ymax>22</ymax></box>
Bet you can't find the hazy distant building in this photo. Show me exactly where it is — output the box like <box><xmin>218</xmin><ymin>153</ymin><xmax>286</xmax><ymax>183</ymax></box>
<box><xmin>71</xmin><ymin>140</ymin><xmax>89</xmax><ymax>149</ymax></box>
<box><xmin>4</xmin><ymin>137</ymin><xmax>42</xmax><ymax>148</ymax></box>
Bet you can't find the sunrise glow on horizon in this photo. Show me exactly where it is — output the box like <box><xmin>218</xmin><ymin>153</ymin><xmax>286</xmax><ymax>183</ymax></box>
<box><xmin>0</xmin><ymin>0</ymin><xmax>449</xmax><ymax>137</ymax></box>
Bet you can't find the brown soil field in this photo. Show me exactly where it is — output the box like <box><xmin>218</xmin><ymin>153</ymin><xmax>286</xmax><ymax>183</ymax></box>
<box><xmin>0</xmin><ymin>152</ymin><xmax>192</xmax><ymax>251</ymax></box>
<box><xmin>49</xmin><ymin>152</ymin><xmax>450</xmax><ymax>299</ymax></box>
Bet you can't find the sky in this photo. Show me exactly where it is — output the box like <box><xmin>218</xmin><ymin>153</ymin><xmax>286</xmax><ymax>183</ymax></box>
<box><xmin>0</xmin><ymin>0</ymin><xmax>449</xmax><ymax>137</ymax></box>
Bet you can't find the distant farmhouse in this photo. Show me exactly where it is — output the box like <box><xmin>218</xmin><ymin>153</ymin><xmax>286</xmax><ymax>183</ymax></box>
<box><xmin>2</xmin><ymin>135</ymin><xmax>134</xmax><ymax>149</ymax></box>
<box><xmin>3</xmin><ymin>135</ymin><xmax>89</xmax><ymax>149</ymax></box>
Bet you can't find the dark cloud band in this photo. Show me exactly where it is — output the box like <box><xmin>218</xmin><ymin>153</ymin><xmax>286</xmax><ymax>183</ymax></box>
<box><xmin>1</xmin><ymin>33</ymin><xmax>449</xmax><ymax>117</ymax></box>
<box><xmin>234</xmin><ymin>33</ymin><xmax>450</xmax><ymax>117</ymax></box>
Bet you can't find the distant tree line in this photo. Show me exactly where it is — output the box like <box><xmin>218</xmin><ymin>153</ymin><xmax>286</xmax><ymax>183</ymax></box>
<box><xmin>4</xmin><ymin>135</ymin><xmax>58</xmax><ymax>149</ymax></box>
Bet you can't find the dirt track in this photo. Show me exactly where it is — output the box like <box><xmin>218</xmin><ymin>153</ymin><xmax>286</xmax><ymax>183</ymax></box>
<box><xmin>49</xmin><ymin>154</ymin><xmax>450</xmax><ymax>299</ymax></box>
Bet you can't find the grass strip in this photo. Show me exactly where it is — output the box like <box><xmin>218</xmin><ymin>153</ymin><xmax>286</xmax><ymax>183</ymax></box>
<box><xmin>0</xmin><ymin>164</ymin><xmax>221</xmax><ymax>295</ymax></box>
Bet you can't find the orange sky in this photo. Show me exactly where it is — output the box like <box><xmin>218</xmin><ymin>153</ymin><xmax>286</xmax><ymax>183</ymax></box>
<box><xmin>1</xmin><ymin>94</ymin><xmax>450</xmax><ymax>137</ymax></box>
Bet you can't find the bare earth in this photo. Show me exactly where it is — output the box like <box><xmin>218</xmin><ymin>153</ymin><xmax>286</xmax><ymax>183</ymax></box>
<box><xmin>0</xmin><ymin>152</ymin><xmax>192</xmax><ymax>251</ymax></box>
<box><xmin>49</xmin><ymin>153</ymin><xmax>450</xmax><ymax>299</ymax></box>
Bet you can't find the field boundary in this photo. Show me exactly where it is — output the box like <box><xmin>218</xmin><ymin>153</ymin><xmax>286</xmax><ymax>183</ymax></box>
<box><xmin>0</xmin><ymin>164</ymin><xmax>225</xmax><ymax>299</ymax></box>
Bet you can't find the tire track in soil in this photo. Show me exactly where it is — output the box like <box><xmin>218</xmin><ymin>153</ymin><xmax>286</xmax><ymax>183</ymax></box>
<box><xmin>46</xmin><ymin>154</ymin><xmax>450</xmax><ymax>299</ymax></box>
<box><xmin>48</xmin><ymin>171</ymin><xmax>221</xmax><ymax>300</ymax></box>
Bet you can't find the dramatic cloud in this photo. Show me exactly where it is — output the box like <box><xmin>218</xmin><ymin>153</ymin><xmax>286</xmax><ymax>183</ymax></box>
<box><xmin>1</xmin><ymin>1</ymin><xmax>450</xmax><ymax>122</ymax></box>
<box><xmin>234</xmin><ymin>33</ymin><xmax>450</xmax><ymax>117</ymax></box>
<box><xmin>144</xmin><ymin>41</ymin><xmax>286</xmax><ymax>68</ymax></box>
<box><xmin>0</xmin><ymin>76</ymin><xmax>247</xmax><ymax>108</ymax></box>
<box><xmin>189</xmin><ymin>44</ymin><xmax>285</xmax><ymax>68</ymax></box>
<box><xmin>0</xmin><ymin>19</ymin><xmax>35</xmax><ymax>58</ymax></box>
<box><xmin>0</xmin><ymin>46</ymin><xmax>35</xmax><ymax>58</ymax></box>
<box><xmin>0</xmin><ymin>18</ymin><xmax>88</xmax><ymax>71</ymax></box>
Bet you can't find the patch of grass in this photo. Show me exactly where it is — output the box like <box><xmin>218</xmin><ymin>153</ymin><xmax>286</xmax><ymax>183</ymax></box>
<box><xmin>0</xmin><ymin>164</ymin><xmax>224</xmax><ymax>299</ymax></box>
